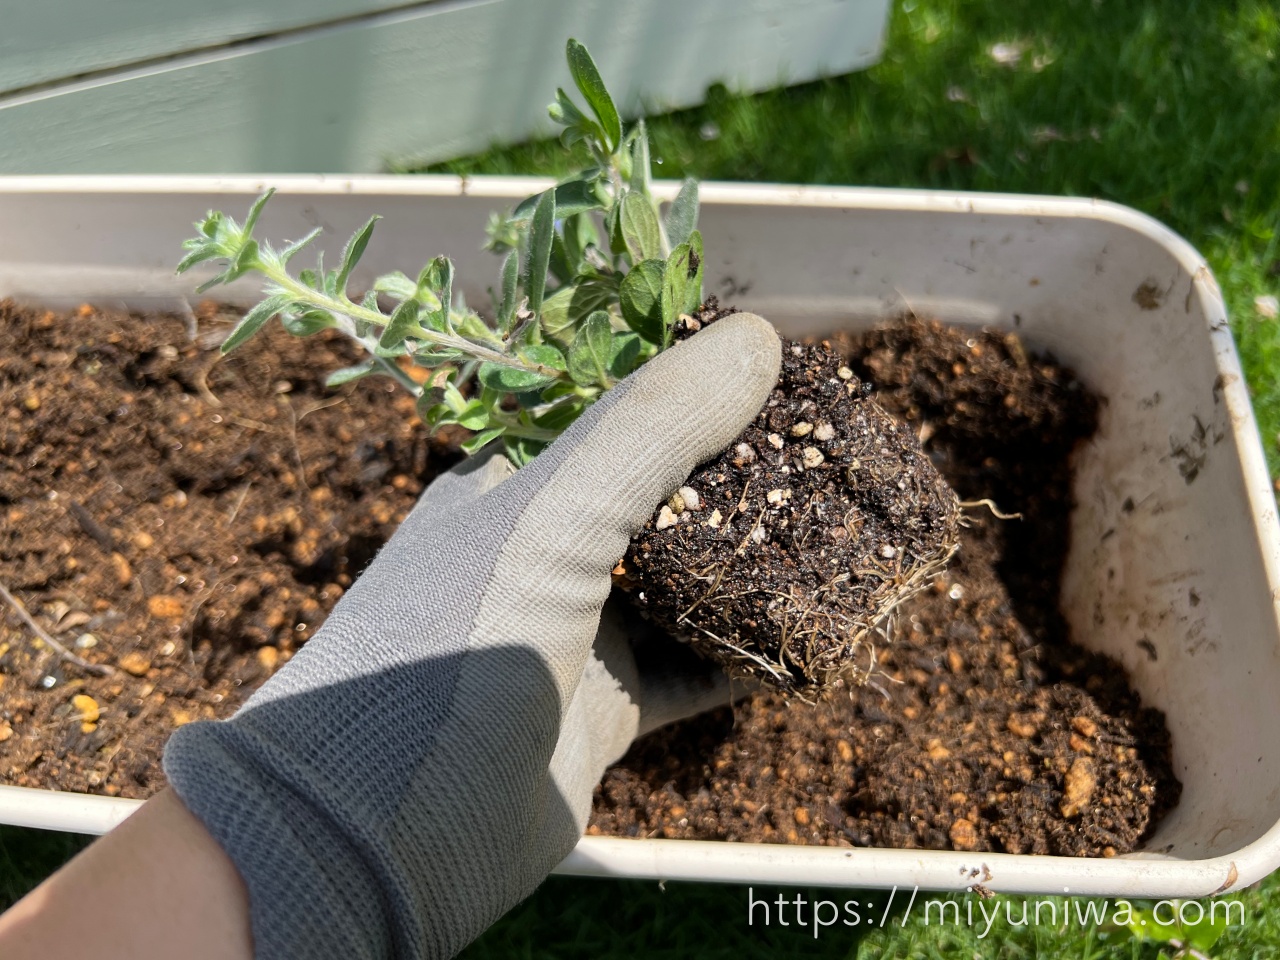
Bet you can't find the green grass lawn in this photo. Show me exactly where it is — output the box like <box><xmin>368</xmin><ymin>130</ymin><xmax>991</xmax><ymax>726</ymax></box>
<box><xmin>6</xmin><ymin>0</ymin><xmax>1280</xmax><ymax>955</ymax></box>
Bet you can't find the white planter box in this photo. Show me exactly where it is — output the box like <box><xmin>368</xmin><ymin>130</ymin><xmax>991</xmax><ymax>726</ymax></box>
<box><xmin>0</xmin><ymin>176</ymin><xmax>1274</xmax><ymax>899</ymax></box>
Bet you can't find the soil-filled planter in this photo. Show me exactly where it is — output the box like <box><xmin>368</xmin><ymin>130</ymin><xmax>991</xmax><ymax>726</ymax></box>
<box><xmin>0</xmin><ymin>177</ymin><xmax>1275</xmax><ymax>899</ymax></box>
<box><xmin>603</xmin><ymin>317</ymin><xmax>1179</xmax><ymax>858</ymax></box>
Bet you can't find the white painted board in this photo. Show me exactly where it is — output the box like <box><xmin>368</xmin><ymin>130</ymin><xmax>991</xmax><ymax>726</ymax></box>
<box><xmin>0</xmin><ymin>0</ymin><xmax>889</xmax><ymax>173</ymax></box>
<box><xmin>0</xmin><ymin>0</ymin><xmax>432</xmax><ymax>94</ymax></box>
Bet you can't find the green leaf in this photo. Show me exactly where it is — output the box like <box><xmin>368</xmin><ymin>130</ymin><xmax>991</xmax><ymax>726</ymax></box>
<box><xmin>379</xmin><ymin>300</ymin><xmax>423</xmax><ymax>349</ymax></box>
<box><xmin>416</xmin><ymin>398</ymin><xmax>449</xmax><ymax>429</ymax></box>
<box><xmin>559</xmin><ymin>212</ymin><xmax>600</xmax><ymax>277</ymax></box>
<box><xmin>619</xmin><ymin>192</ymin><xmax>662</xmax><ymax>262</ymax></box>
<box><xmin>336</xmin><ymin>216</ymin><xmax>380</xmax><ymax>295</ymax></box>
<box><xmin>547</xmin><ymin>89</ymin><xmax>603</xmax><ymax>150</ymax></box>
<box><xmin>608</xmin><ymin>331</ymin><xmax>643</xmax><ymax>379</ymax></box>
<box><xmin>566</xmin><ymin>311</ymin><xmax>613</xmax><ymax>387</ymax></box>
<box><xmin>199</xmin><ymin>211</ymin><xmax>223</xmax><ymax>238</ymax></box>
<box><xmin>504</xmin><ymin>435</ymin><xmax>548</xmax><ymax>466</ymax></box>
<box><xmin>665</xmin><ymin>179</ymin><xmax>700</xmax><ymax>247</ymax></box>
<box><xmin>318</xmin><ymin>251</ymin><xmax>340</xmax><ymax>298</ymax></box>
<box><xmin>175</xmin><ymin>242</ymin><xmax>222</xmax><ymax>275</ymax></box>
<box><xmin>512</xmin><ymin>389</ymin><xmax>546</xmax><ymax>409</ymax></box>
<box><xmin>628</xmin><ymin>120</ymin><xmax>651</xmax><ymax>196</ymax></box>
<box><xmin>526</xmin><ymin>189</ymin><xmax>555</xmax><ymax>314</ymax></box>
<box><xmin>687</xmin><ymin>230</ymin><xmax>705</xmax><ymax>311</ymax></box>
<box><xmin>223</xmin><ymin>239</ymin><xmax>261</xmax><ymax>284</ymax></box>
<box><xmin>242</xmin><ymin>189</ymin><xmax>275</xmax><ymax>237</ymax></box>
<box><xmin>565</xmin><ymin>39</ymin><xmax>621</xmax><ymax>151</ymax></box>
<box><xmin>548</xmin><ymin>87</ymin><xmax>592</xmax><ymax>129</ymax></box>
<box><xmin>513</xmin><ymin>177</ymin><xmax>604</xmax><ymax>221</ymax></box>
<box><xmin>456</xmin><ymin>312</ymin><xmax>500</xmax><ymax>343</ymax></box>
<box><xmin>539</xmin><ymin>277</ymin><xmax>617</xmax><ymax>346</ymax></box>
<box><xmin>415</xmin><ymin>257</ymin><xmax>456</xmax><ymax>334</ymax></box>
<box><xmin>477</xmin><ymin>362</ymin><xmax>555</xmax><ymax>393</ymax></box>
<box><xmin>522</xmin><ymin>343</ymin><xmax>567</xmax><ymax>371</ymax></box>
<box><xmin>604</xmin><ymin>200</ymin><xmax>627</xmax><ymax>257</ymax></box>
<box><xmin>533</xmin><ymin>397</ymin><xmax>587</xmax><ymax>432</ymax></box>
<box><xmin>418</xmin><ymin>256</ymin><xmax>454</xmax><ymax>310</ymax></box>
<box><xmin>619</xmin><ymin>258</ymin><xmax>666</xmax><ymax>343</ymax></box>
<box><xmin>661</xmin><ymin>233</ymin><xmax>703</xmax><ymax>341</ymax></box>
<box><xmin>373</xmin><ymin>271</ymin><xmax>417</xmax><ymax>301</ymax></box>
<box><xmin>194</xmin><ymin>274</ymin><xmax>227</xmax><ymax>295</ymax></box>
<box><xmin>484</xmin><ymin>211</ymin><xmax>521</xmax><ymax>253</ymax></box>
<box><xmin>279</xmin><ymin>227</ymin><xmax>322</xmax><ymax>265</ymax></box>
<box><xmin>455</xmin><ymin>400</ymin><xmax>491</xmax><ymax>431</ymax></box>
<box><xmin>548</xmin><ymin>232</ymin><xmax>574</xmax><ymax>286</ymax></box>
<box><xmin>280</xmin><ymin>309</ymin><xmax>334</xmax><ymax>337</ymax></box>
<box><xmin>476</xmin><ymin>345</ymin><xmax>563</xmax><ymax>392</ymax></box>
<box><xmin>538</xmin><ymin>285</ymin><xmax>578</xmax><ymax>345</ymax></box>
<box><xmin>411</xmin><ymin>348</ymin><xmax>464</xmax><ymax>368</ymax></box>
<box><xmin>372</xmin><ymin>340</ymin><xmax>409</xmax><ymax>358</ymax></box>
<box><xmin>462</xmin><ymin>427</ymin><xmax>504</xmax><ymax>455</ymax></box>
<box><xmin>221</xmin><ymin>294</ymin><xmax>291</xmax><ymax>354</ymax></box>
<box><xmin>497</xmin><ymin>250</ymin><xmax>519</xmax><ymax>332</ymax></box>
<box><xmin>325</xmin><ymin>360</ymin><xmax>377</xmax><ymax>387</ymax></box>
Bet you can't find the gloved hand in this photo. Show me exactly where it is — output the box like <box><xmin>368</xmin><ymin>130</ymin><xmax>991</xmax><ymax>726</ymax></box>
<box><xmin>162</xmin><ymin>313</ymin><xmax>781</xmax><ymax>959</ymax></box>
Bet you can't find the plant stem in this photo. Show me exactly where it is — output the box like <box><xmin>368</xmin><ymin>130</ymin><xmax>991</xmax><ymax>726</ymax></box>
<box><xmin>489</xmin><ymin>416</ymin><xmax>560</xmax><ymax>442</ymax></box>
<box><xmin>260</xmin><ymin>263</ymin><xmax>568</xmax><ymax>382</ymax></box>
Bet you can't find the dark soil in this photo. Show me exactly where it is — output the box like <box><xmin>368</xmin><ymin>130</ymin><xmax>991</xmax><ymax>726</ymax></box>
<box><xmin>0</xmin><ymin>302</ymin><xmax>1179</xmax><ymax>858</ymax></box>
<box><xmin>625</xmin><ymin>314</ymin><xmax>960</xmax><ymax>691</ymax></box>
<box><xmin>0</xmin><ymin>301</ymin><xmax>456</xmax><ymax>796</ymax></box>
<box><xmin>591</xmin><ymin>317</ymin><xmax>1180</xmax><ymax>857</ymax></box>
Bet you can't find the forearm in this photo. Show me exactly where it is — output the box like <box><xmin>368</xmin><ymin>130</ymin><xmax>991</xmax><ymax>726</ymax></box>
<box><xmin>0</xmin><ymin>790</ymin><xmax>252</xmax><ymax>960</ymax></box>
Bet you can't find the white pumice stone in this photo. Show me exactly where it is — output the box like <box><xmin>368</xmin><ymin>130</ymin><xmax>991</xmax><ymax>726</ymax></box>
<box><xmin>790</xmin><ymin>421</ymin><xmax>813</xmax><ymax>437</ymax></box>
<box><xmin>707</xmin><ymin>509</ymin><xmax>722</xmax><ymax>528</ymax></box>
<box><xmin>802</xmin><ymin>447</ymin><xmax>825</xmax><ymax>468</ymax></box>
<box><xmin>880</xmin><ymin>544</ymin><xmax>897</xmax><ymax>559</ymax></box>
<box><xmin>734</xmin><ymin>442</ymin><xmax>757</xmax><ymax>463</ymax></box>
<box><xmin>656</xmin><ymin>505</ymin><xmax>677</xmax><ymax>530</ymax></box>
<box><xmin>678</xmin><ymin>486</ymin><xmax>701</xmax><ymax>510</ymax></box>
<box><xmin>813</xmin><ymin>422</ymin><xmax>836</xmax><ymax>442</ymax></box>
<box><xmin>767</xmin><ymin>433</ymin><xmax>785</xmax><ymax>450</ymax></box>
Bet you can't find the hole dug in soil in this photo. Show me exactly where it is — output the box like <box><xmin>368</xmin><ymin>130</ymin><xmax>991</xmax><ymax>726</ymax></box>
<box><xmin>0</xmin><ymin>301</ymin><xmax>1177</xmax><ymax>856</ymax></box>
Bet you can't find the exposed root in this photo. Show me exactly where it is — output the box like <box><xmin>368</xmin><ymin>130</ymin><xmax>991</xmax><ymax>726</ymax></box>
<box><xmin>958</xmin><ymin>498</ymin><xmax>1023</xmax><ymax>521</ymax></box>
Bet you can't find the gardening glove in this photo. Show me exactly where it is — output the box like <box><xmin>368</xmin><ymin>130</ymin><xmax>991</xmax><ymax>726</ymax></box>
<box><xmin>162</xmin><ymin>312</ymin><xmax>782</xmax><ymax>960</ymax></box>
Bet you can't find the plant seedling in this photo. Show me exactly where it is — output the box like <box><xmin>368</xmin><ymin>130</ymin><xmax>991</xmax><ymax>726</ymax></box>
<box><xmin>178</xmin><ymin>38</ymin><xmax>701</xmax><ymax>465</ymax></box>
<box><xmin>178</xmin><ymin>39</ymin><xmax>960</xmax><ymax>691</ymax></box>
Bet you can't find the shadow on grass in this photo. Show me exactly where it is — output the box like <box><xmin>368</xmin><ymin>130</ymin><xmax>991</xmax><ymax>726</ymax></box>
<box><xmin>0</xmin><ymin>826</ymin><xmax>89</xmax><ymax>910</ymax></box>
<box><xmin>463</xmin><ymin>878</ymin><xmax>886</xmax><ymax>959</ymax></box>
